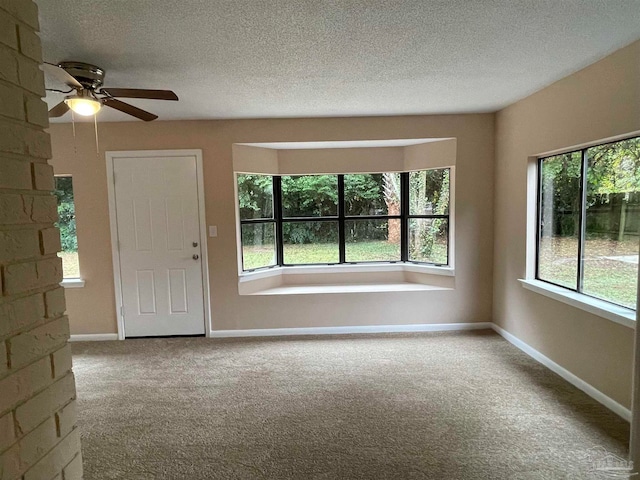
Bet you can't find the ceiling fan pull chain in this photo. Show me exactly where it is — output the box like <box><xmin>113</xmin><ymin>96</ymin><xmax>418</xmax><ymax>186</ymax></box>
<box><xmin>71</xmin><ymin>110</ymin><xmax>79</xmax><ymax>165</ymax></box>
<box><xmin>94</xmin><ymin>114</ymin><xmax>100</xmax><ymax>155</ymax></box>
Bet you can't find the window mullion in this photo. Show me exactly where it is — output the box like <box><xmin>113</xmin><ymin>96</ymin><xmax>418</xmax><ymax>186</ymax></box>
<box><xmin>577</xmin><ymin>149</ymin><xmax>588</xmax><ymax>292</ymax></box>
<box><xmin>401</xmin><ymin>172</ymin><xmax>409</xmax><ymax>262</ymax></box>
<box><xmin>273</xmin><ymin>176</ymin><xmax>284</xmax><ymax>266</ymax></box>
<box><xmin>535</xmin><ymin>158</ymin><xmax>543</xmax><ymax>280</ymax></box>
<box><xmin>338</xmin><ymin>175</ymin><xmax>345</xmax><ymax>263</ymax></box>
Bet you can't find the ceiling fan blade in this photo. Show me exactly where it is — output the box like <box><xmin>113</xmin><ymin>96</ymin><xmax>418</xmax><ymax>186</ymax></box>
<box><xmin>42</xmin><ymin>62</ymin><xmax>82</xmax><ymax>89</ymax></box>
<box><xmin>103</xmin><ymin>98</ymin><xmax>158</xmax><ymax>121</ymax></box>
<box><xmin>48</xmin><ymin>101</ymin><xmax>70</xmax><ymax>118</ymax></box>
<box><xmin>100</xmin><ymin>88</ymin><xmax>178</xmax><ymax>101</ymax></box>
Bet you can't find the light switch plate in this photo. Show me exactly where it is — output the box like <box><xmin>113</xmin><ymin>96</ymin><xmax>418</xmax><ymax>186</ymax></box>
<box><xmin>209</xmin><ymin>226</ymin><xmax>218</xmax><ymax>237</ymax></box>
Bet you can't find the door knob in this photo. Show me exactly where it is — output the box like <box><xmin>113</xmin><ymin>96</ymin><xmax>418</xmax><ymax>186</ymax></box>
<box><xmin>193</xmin><ymin>242</ymin><xmax>198</xmax><ymax>247</ymax></box>
<box><xmin>193</xmin><ymin>254</ymin><xmax>199</xmax><ymax>260</ymax></box>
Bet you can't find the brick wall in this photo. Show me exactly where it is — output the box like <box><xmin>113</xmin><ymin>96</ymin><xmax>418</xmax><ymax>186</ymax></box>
<box><xmin>0</xmin><ymin>1</ymin><xmax>82</xmax><ymax>479</ymax></box>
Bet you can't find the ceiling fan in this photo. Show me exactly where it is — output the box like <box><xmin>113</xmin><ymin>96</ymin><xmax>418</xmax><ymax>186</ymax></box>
<box><xmin>44</xmin><ymin>61</ymin><xmax>178</xmax><ymax>121</ymax></box>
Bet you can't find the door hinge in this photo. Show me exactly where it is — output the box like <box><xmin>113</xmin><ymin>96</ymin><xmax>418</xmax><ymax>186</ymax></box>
<box><xmin>120</xmin><ymin>306</ymin><xmax>125</xmax><ymax>317</ymax></box>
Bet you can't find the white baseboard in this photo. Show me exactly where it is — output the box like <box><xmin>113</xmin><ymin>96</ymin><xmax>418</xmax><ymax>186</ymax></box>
<box><xmin>69</xmin><ymin>334</ymin><xmax>119</xmax><ymax>342</ymax></box>
<box><xmin>210</xmin><ymin>322</ymin><xmax>493</xmax><ymax>338</ymax></box>
<box><xmin>490</xmin><ymin>323</ymin><xmax>631</xmax><ymax>422</ymax></box>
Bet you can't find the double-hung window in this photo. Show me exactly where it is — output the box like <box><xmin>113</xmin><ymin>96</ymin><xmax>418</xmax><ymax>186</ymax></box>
<box><xmin>536</xmin><ymin>136</ymin><xmax>640</xmax><ymax>310</ymax></box>
<box><xmin>281</xmin><ymin>175</ymin><xmax>340</xmax><ymax>264</ymax></box>
<box><xmin>408</xmin><ymin>169</ymin><xmax>450</xmax><ymax>265</ymax></box>
<box><xmin>344</xmin><ymin>173</ymin><xmax>401</xmax><ymax>263</ymax></box>
<box><xmin>237</xmin><ymin>169</ymin><xmax>451</xmax><ymax>272</ymax></box>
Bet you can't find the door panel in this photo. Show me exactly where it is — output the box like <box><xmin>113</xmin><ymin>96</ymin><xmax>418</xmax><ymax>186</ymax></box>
<box><xmin>114</xmin><ymin>155</ymin><xmax>205</xmax><ymax>337</ymax></box>
<box><xmin>165</xmin><ymin>198</ymin><xmax>185</xmax><ymax>250</ymax></box>
<box><xmin>133</xmin><ymin>199</ymin><xmax>153</xmax><ymax>251</ymax></box>
<box><xmin>136</xmin><ymin>270</ymin><xmax>157</xmax><ymax>314</ymax></box>
<box><xmin>168</xmin><ymin>269</ymin><xmax>188</xmax><ymax>313</ymax></box>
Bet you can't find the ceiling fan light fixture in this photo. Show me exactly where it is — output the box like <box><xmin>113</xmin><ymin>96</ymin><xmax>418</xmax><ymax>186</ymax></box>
<box><xmin>65</xmin><ymin>96</ymin><xmax>102</xmax><ymax>116</ymax></box>
<box><xmin>46</xmin><ymin>61</ymin><xmax>177</xmax><ymax>121</ymax></box>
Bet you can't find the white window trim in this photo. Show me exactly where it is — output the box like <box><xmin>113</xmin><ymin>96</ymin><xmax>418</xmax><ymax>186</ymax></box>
<box><xmin>60</xmin><ymin>278</ymin><xmax>85</xmax><ymax>288</ymax></box>
<box><xmin>233</xmin><ymin>139</ymin><xmax>458</xmax><ymax>293</ymax></box>
<box><xmin>240</xmin><ymin>262</ymin><xmax>455</xmax><ymax>282</ymax></box>
<box><xmin>524</xmin><ymin>152</ymin><xmax>637</xmax><ymax>330</ymax></box>
<box><xmin>233</xmin><ymin>138</ymin><xmax>457</xmax><ymax>277</ymax></box>
<box><xmin>239</xmin><ymin>263</ymin><xmax>455</xmax><ymax>295</ymax></box>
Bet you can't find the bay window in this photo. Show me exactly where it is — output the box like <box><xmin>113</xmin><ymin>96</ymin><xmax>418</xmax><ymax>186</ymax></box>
<box><xmin>237</xmin><ymin>169</ymin><xmax>451</xmax><ymax>272</ymax></box>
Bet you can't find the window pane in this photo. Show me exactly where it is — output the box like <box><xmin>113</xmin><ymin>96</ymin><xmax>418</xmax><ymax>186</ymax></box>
<box><xmin>237</xmin><ymin>174</ymin><xmax>273</xmax><ymax>220</ymax></box>
<box><xmin>344</xmin><ymin>173</ymin><xmax>400</xmax><ymax>216</ymax></box>
<box><xmin>409</xmin><ymin>169</ymin><xmax>450</xmax><ymax>215</ymax></box>
<box><xmin>582</xmin><ymin>138</ymin><xmax>640</xmax><ymax>309</ymax></box>
<box><xmin>538</xmin><ymin>152</ymin><xmax>582</xmax><ymax>289</ymax></box>
<box><xmin>409</xmin><ymin>218</ymin><xmax>448</xmax><ymax>264</ymax></box>
<box><xmin>283</xmin><ymin>221</ymin><xmax>338</xmax><ymax>264</ymax></box>
<box><xmin>54</xmin><ymin>176</ymin><xmax>79</xmax><ymax>278</ymax></box>
<box><xmin>345</xmin><ymin>219</ymin><xmax>401</xmax><ymax>262</ymax></box>
<box><xmin>241</xmin><ymin>223</ymin><xmax>276</xmax><ymax>270</ymax></box>
<box><xmin>282</xmin><ymin>175</ymin><xmax>337</xmax><ymax>217</ymax></box>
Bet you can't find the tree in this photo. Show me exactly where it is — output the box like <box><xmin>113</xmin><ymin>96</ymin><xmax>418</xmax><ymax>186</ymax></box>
<box><xmin>237</xmin><ymin>174</ymin><xmax>273</xmax><ymax>220</ymax></box>
<box><xmin>344</xmin><ymin>174</ymin><xmax>389</xmax><ymax>243</ymax></box>
<box><xmin>540</xmin><ymin>138</ymin><xmax>640</xmax><ymax>241</ymax></box>
<box><xmin>587</xmin><ymin>139</ymin><xmax>640</xmax><ymax>240</ymax></box>
<box><xmin>383</xmin><ymin>173</ymin><xmax>401</xmax><ymax>243</ymax></box>
<box><xmin>406</xmin><ymin>170</ymin><xmax>450</xmax><ymax>261</ymax></box>
<box><xmin>238</xmin><ymin>170</ymin><xmax>451</xmax><ymax>260</ymax></box>
<box><xmin>54</xmin><ymin>177</ymin><xmax>77</xmax><ymax>252</ymax></box>
<box><xmin>588</xmin><ymin>138</ymin><xmax>640</xmax><ymax>195</ymax></box>
<box><xmin>540</xmin><ymin>153</ymin><xmax>582</xmax><ymax>238</ymax></box>
<box><xmin>281</xmin><ymin>175</ymin><xmax>338</xmax><ymax>244</ymax></box>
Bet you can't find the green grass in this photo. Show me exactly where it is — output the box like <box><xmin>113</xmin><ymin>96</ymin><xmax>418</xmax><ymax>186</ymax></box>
<box><xmin>242</xmin><ymin>240</ymin><xmax>447</xmax><ymax>270</ymax></box>
<box><xmin>538</xmin><ymin>237</ymin><xmax>638</xmax><ymax>309</ymax></box>
<box><xmin>243</xmin><ymin>247</ymin><xmax>277</xmax><ymax>270</ymax></box>
<box><xmin>246</xmin><ymin>235</ymin><xmax>637</xmax><ymax>309</ymax></box>
<box><xmin>284</xmin><ymin>243</ymin><xmax>340</xmax><ymax>264</ymax></box>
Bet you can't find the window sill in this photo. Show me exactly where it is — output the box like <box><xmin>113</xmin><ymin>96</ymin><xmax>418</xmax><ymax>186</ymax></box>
<box><xmin>245</xmin><ymin>283</ymin><xmax>449</xmax><ymax>295</ymax></box>
<box><xmin>518</xmin><ymin>279</ymin><xmax>635</xmax><ymax>329</ymax></box>
<box><xmin>239</xmin><ymin>263</ymin><xmax>455</xmax><ymax>295</ymax></box>
<box><xmin>60</xmin><ymin>278</ymin><xmax>85</xmax><ymax>289</ymax></box>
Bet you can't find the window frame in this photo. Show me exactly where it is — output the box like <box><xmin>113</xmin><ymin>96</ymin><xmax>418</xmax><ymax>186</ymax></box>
<box><xmin>54</xmin><ymin>174</ymin><xmax>82</xmax><ymax>282</ymax></box>
<box><xmin>535</xmin><ymin>135</ymin><xmax>640</xmax><ymax>311</ymax></box>
<box><xmin>236</xmin><ymin>173</ymin><xmax>278</xmax><ymax>272</ymax></box>
<box><xmin>238</xmin><ymin>219</ymin><xmax>278</xmax><ymax>271</ymax></box>
<box><xmin>238</xmin><ymin>169</ymin><xmax>451</xmax><ymax>272</ymax></box>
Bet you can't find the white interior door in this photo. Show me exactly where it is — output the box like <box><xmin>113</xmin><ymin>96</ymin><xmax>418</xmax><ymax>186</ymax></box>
<box><xmin>113</xmin><ymin>154</ymin><xmax>205</xmax><ymax>337</ymax></box>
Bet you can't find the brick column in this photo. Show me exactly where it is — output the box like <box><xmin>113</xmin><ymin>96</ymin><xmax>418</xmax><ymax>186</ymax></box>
<box><xmin>0</xmin><ymin>1</ymin><xmax>83</xmax><ymax>479</ymax></box>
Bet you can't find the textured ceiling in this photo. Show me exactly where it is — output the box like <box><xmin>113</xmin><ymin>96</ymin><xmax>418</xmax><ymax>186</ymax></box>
<box><xmin>38</xmin><ymin>0</ymin><xmax>640</xmax><ymax>122</ymax></box>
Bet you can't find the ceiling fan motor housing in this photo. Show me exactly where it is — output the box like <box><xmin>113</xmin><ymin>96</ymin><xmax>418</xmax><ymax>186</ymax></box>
<box><xmin>47</xmin><ymin>61</ymin><xmax>177</xmax><ymax>121</ymax></box>
<box><xmin>58</xmin><ymin>61</ymin><xmax>105</xmax><ymax>89</ymax></box>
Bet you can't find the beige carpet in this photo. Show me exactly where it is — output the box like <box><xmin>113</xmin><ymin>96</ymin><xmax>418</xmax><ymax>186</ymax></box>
<box><xmin>71</xmin><ymin>330</ymin><xmax>629</xmax><ymax>479</ymax></box>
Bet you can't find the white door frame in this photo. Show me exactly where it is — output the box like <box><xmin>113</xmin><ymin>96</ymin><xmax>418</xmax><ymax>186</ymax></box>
<box><xmin>106</xmin><ymin>149</ymin><xmax>212</xmax><ymax>340</ymax></box>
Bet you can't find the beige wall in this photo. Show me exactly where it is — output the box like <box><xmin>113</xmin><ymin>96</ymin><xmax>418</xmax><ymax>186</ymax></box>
<box><xmin>48</xmin><ymin>114</ymin><xmax>495</xmax><ymax>335</ymax></box>
<box><xmin>233</xmin><ymin>138</ymin><xmax>457</xmax><ymax>174</ymax></box>
<box><xmin>0</xmin><ymin>2</ymin><xmax>82</xmax><ymax>478</ymax></box>
<box><xmin>493</xmin><ymin>40</ymin><xmax>640</xmax><ymax>408</ymax></box>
